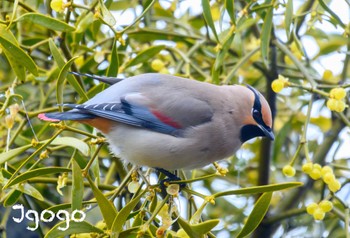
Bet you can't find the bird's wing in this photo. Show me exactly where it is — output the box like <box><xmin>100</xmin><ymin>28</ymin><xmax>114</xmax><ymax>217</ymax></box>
<box><xmin>64</xmin><ymin>92</ymin><xmax>214</xmax><ymax>137</ymax></box>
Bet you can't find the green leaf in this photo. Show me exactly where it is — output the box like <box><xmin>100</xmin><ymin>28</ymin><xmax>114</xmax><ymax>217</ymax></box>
<box><xmin>76</xmin><ymin>12</ymin><xmax>94</xmax><ymax>33</ymax></box>
<box><xmin>87</xmin><ymin>176</ymin><xmax>117</xmax><ymax>229</ymax></box>
<box><xmin>285</xmin><ymin>0</ymin><xmax>293</xmax><ymax>39</ymax></box>
<box><xmin>5</xmin><ymin>167</ymin><xmax>71</xmax><ymax>188</ymax></box>
<box><xmin>318</xmin><ymin>0</ymin><xmax>345</xmax><ymax>28</ymax></box>
<box><xmin>213</xmin><ymin>182</ymin><xmax>303</xmax><ymax>198</ymax></box>
<box><xmin>51</xmin><ymin>137</ymin><xmax>90</xmax><ymax>156</ymax></box>
<box><xmin>49</xmin><ymin>39</ymin><xmax>88</xmax><ymax>102</ymax></box>
<box><xmin>0</xmin><ymin>144</ymin><xmax>32</xmax><ymax>165</ymax></box>
<box><xmin>16</xmin><ymin>183</ymin><xmax>44</xmax><ymax>201</ymax></box>
<box><xmin>49</xmin><ymin>39</ymin><xmax>65</xmax><ymax>67</ymax></box>
<box><xmin>5</xmin><ymin>51</ymin><xmax>26</xmax><ymax>81</ymax></box>
<box><xmin>119</xmin><ymin>226</ymin><xmax>141</xmax><ymax>238</ymax></box>
<box><xmin>225</xmin><ymin>0</ymin><xmax>235</xmax><ymax>22</ymax></box>
<box><xmin>128</xmin><ymin>28</ymin><xmax>201</xmax><ymax>42</ymax></box>
<box><xmin>3</xmin><ymin>189</ymin><xmax>22</xmax><ymax>207</ymax></box>
<box><xmin>18</xmin><ymin>13</ymin><xmax>75</xmax><ymax>32</ymax></box>
<box><xmin>0</xmin><ymin>31</ymin><xmax>38</xmax><ymax>76</ymax></box>
<box><xmin>316</xmin><ymin>34</ymin><xmax>348</xmax><ymax>57</ymax></box>
<box><xmin>111</xmin><ymin>190</ymin><xmax>147</xmax><ymax>236</ymax></box>
<box><xmin>125</xmin><ymin>45</ymin><xmax>165</xmax><ymax>68</ymax></box>
<box><xmin>190</xmin><ymin>202</ymin><xmax>207</xmax><ymax>224</ymax></box>
<box><xmin>45</xmin><ymin>221</ymin><xmax>104</xmax><ymax>238</ymax></box>
<box><xmin>98</xmin><ymin>0</ymin><xmax>116</xmax><ymax>26</ymax></box>
<box><xmin>191</xmin><ymin>219</ymin><xmax>220</xmax><ymax>234</ymax></box>
<box><xmin>260</xmin><ymin>6</ymin><xmax>273</xmax><ymax>68</ymax></box>
<box><xmin>201</xmin><ymin>0</ymin><xmax>219</xmax><ymax>42</ymax></box>
<box><xmin>177</xmin><ymin>217</ymin><xmax>218</xmax><ymax>237</ymax></box>
<box><xmin>0</xmin><ymin>26</ymin><xmax>26</xmax><ymax>80</ymax></box>
<box><xmin>110</xmin><ymin>0</ymin><xmax>137</xmax><ymax>10</ymax></box>
<box><xmin>177</xmin><ymin>217</ymin><xmax>198</xmax><ymax>238</ymax></box>
<box><xmin>237</xmin><ymin>192</ymin><xmax>273</xmax><ymax>238</ymax></box>
<box><xmin>72</xmin><ymin>159</ymin><xmax>84</xmax><ymax>211</ymax></box>
<box><xmin>56</xmin><ymin>56</ymin><xmax>81</xmax><ymax>111</ymax></box>
<box><xmin>106</xmin><ymin>38</ymin><xmax>119</xmax><ymax>77</ymax></box>
<box><xmin>236</xmin><ymin>17</ymin><xmax>259</xmax><ymax>33</ymax></box>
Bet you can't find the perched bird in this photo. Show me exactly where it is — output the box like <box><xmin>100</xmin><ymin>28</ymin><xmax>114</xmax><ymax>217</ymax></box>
<box><xmin>38</xmin><ymin>73</ymin><xmax>274</xmax><ymax>170</ymax></box>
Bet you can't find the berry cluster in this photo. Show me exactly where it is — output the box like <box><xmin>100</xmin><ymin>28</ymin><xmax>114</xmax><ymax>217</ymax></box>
<box><xmin>306</xmin><ymin>200</ymin><xmax>333</xmax><ymax>220</ymax></box>
<box><xmin>326</xmin><ymin>87</ymin><xmax>348</xmax><ymax>112</ymax></box>
<box><xmin>302</xmin><ymin>163</ymin><xmax>341</xmax><ymax>192</ymax></box>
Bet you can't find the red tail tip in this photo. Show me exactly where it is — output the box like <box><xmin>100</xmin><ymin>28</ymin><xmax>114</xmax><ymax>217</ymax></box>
<box><xmin>38</xmin><ymin>113</ymin><xmax>60</xmax><ymax>122</ymax></box>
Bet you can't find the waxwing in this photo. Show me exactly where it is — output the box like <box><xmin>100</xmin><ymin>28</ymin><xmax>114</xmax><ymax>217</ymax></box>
<box><xmin>38</xmin><ymin>73</ymin><xmax>274</xmax><ymax>170</ymax></box>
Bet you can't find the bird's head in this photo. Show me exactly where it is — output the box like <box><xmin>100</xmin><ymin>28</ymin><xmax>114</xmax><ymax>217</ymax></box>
<box><xmin>237</xmin><ymin>84</ymin><xmax>274</xmax><ymax>143</ymax></box>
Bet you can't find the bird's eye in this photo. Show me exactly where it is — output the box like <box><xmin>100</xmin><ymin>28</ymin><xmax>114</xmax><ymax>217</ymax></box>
<box><xmin>253</xmin><ymin>109</ymin><xmax>261</xmax><ymax>119</ymax></box>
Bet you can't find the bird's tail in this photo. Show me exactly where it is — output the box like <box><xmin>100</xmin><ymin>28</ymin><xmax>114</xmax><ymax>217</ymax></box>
<box><xmin>38</xmin><ymin>112</ymin><xmax>95</xmax><ymax>122</ymax></box>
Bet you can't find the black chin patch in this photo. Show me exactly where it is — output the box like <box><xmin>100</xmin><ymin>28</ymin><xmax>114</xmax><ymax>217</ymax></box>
<box><xmin>240</xmin><ymin>125</ymin><xmax>266</xmax><ymax>143</ymax></box>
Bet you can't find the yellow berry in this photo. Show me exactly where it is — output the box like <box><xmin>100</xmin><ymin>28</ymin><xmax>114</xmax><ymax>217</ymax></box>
<box><xmin>326</xmin><ymin>98</ymin><xmax>337</xmax><ymax>111</ymax></box>
<box><xmin>319</xmin><ymin>200</ymin><xmax>333</xmax><ymax>212</ymax></box>
<box><xmin>321</xmin><ymin>166</ymin><xmax>333</xmax><ymax>175</ymax></box>
<box><xmin>313</xmin><ymin>163</ymin><xmax>322</xmax><ymax>170</ymax></box>
<box><xmin>327</xmin><ymin>99</ymin><xmax>347</xmax><ymax>112</ymax></box>
<box><xmin>271</xmin><ymin>80</ymin><xmax>284</xmax><ymax>93</ymax></box>
<box><xmin>333</xmin><ymin>100</ymin><xmax>346</xmax><ymax>112</ymax></box>
<box><xmin>330</xmin><ymin>88</ymin><xmax>346</xmax><ymax>100</ymax></box>
<box><xmin>271</xmin><ymin>75</ymin><xmax>289</xmax><ymax>93</ymax></box>
<box><xmin>313</xmin><ymin>208</ymin><xmax>325</xmax><ymax>220</ymax></box>
<box><xmin>306</xmin><ymin>203</ymin><xmax>318</xmax><ymax>215</ymax></box>
<box><xmin>328</xmin><ymin>179</ymin><xmax>341</xmax><ymax>192</ymax></box>
<box><xmin>309</xmin><ymin>167</ymin><xmax>322</xmax><ymax>180</ymax></box>
<box><xmin>282</xmin><ymin>165</ymin><xmax>296</xmax><ymax>177</ymax></box>
<box><xmin>323</xmin><ymin>70</ymin><xmax>333</xmax><ymax>80</ymax></box>
<box><xmin>323</xmin><ymin>172</ymin><xmax>335</xmax><ymax>184</ymax></box>
<box><xmin>302</xmin><ymin>163</ymin><xmax>313</xmax><ymax>174</ymax></box>
<box><xmin>151</xmin><ymin>59</ymin><xmax>165</xmax><ymax>72</ymax></box>
<box><xmin>50</xmin><ymin>0</ymin><xmax>65</xmax><ymax>12</ymax></box>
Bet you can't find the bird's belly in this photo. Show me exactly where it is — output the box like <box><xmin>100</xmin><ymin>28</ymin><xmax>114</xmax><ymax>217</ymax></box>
<box><xmin>104</xmin><ymin>125</ymin><xmax>219</xmax><ymax>170</ymax></box>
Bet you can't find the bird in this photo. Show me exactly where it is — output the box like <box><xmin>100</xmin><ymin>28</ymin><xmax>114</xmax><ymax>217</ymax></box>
<box><xmin>38</xmin><ymin>73</ymin><xmax>274</xmax><ymax>171</ymax></box>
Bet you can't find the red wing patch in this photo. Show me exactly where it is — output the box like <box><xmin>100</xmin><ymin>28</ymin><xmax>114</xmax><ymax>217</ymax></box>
<box><xmin>151</xmin><ymin>109</ymin><xmax>182</xmax><ymax>129</ymax></box>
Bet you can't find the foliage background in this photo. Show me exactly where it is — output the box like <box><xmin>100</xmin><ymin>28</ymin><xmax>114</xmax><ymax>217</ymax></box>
<box><xmin>0</xmin><ymin>0</ymin><xmax>349</xmax><ymax>237</ymax></box>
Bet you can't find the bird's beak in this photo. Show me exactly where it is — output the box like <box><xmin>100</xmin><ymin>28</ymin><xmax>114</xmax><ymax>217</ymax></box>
<box><xmin>259</xmin><ymin>125</ymin><xmax>275</xmax><ymax>140</ymax></box>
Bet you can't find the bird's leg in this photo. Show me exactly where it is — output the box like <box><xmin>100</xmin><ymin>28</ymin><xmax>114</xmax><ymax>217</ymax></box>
<box><xmin>155</xmin><ymin>168</ymin><xmax>186</xmax><ymax>191</ymax></box>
